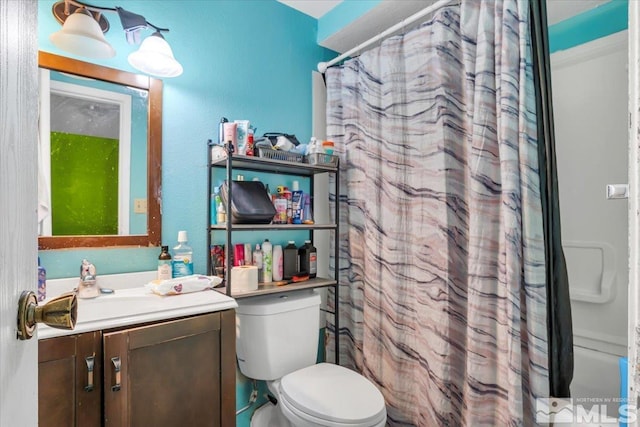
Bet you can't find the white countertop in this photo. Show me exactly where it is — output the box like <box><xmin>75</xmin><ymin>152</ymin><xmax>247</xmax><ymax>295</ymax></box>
<box><xmin>37</xmin><ymin>271</ymin><xmax>237</xmax><ymax>340</ymax></box>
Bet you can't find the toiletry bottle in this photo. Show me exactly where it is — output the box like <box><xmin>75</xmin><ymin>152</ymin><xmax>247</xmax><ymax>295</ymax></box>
<box><xmin>234</xmin><ymin>243</ymin><xmax>245</xmax><ymax>266</ymax></box>
<box><xmin>216</xmin><ymin>195</ymin><xmax>226</xmax><ymax>224</ymax></box>
<box><xmin>308</xmin><ymin>137</ymin><xmax>319</xmax><ymax>155</ymax></box>
<box><xmin>246</xmin><ymin>129</ymin><xmax>255</xmax><ymax>156</ymax></box>
<box><xmin>291</xmin><ymin>180</ymin><xmax>303</xmax><ymax>224</ymax></box>
<box><xmin>218</xmin><ymin>117</ymin><xmax>228</xmax><ymax>145</ymax></box>
<box><xmin>172</xmin><ymin>231</ymin><xmax>193</xmax><ymax>278</ymax></box>
<box><xmin>284</xmin><ymin>187</ymin><xmax>293</xmax><ymax>223</ymax></box>
<box><xmin>302</xmin><ymin>193</ymin><xmax>314</xmax><ymax>224</ymax></box>
<box><xmin>37</xmin><ymin>257</ymin><xmax>47</xmax><ymax>302</ymax></box>
<box><xmin>273</xmin><ymin>188</ymin><xmax>288</xmax><ymax>224</ymax></box>
<box><xmin>210</xmin><ymin>193</ymin><xmax>217</xmax><ymax>225</ymax></box>
<box><xmin>253</xmin><ymin>244</ymin><xmax>263</xmax><ymax>283</ymax></box>
<box><xmin>283</xmin><ymin>241</ymin><xmax>298</xmax><ymax>280</ymax></box>
<box><xmin>262</xmin><ymin>239</ymin><xmax>273</xmax><ymax>283</ymax></box>
<box><xmin>272</xmin><ymin>245</ymin><xmax>283</xmax><ymax>281</ymax></box>
<box><xmin>244</xmin><ymin>243</ymin><xmax>253</xmax><ymax>266</ymax></box>
<box><xmin>299</xmin><ymin>240</ymin><xmax>317</xmax><ymax>278</ymax></box>
<box><xmin>158</xmin><ymin>245</ymin><xmax>172</xmax><ymax>280</ymax></box>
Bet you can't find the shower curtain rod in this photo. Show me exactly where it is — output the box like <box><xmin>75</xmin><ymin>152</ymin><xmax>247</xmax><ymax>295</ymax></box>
<box><xmin>317</xmin><ymin>0</ymin><xmax>458</xmax><ymax>73</ymax></box>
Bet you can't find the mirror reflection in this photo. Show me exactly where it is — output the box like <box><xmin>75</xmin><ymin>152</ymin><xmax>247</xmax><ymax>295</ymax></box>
<box><xmin>37</xmin><ymin>51</ymin><xmax>162</xmax><ymax>250</ymax></box>
<box><xmin>39</xmin><ymin>70</ymin><xmax>149</xmax><ymax>237</ymax></box>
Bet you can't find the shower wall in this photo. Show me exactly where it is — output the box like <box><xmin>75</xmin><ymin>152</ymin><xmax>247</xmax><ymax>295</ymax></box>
<box><xmin>552</xmin><ymin>30</ymin><xmax>628</xmax><ymax>410</ymax></box>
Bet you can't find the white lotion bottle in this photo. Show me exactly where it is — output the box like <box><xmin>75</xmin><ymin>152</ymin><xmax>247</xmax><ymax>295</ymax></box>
<box><xmin>272</xmin><ymin>245</ymin><xmax>283</xmax><ymax>281</ymax></box>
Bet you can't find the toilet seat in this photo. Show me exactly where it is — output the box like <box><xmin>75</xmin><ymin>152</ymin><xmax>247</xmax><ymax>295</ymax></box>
<box><xmin>279</xmin><ymin>363</ymin><xmax>386</xmax><ymax>427</ymax></box>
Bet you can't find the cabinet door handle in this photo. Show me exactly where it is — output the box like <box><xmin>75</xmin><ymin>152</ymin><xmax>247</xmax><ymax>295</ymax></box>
<box><xmin>84</xmin><ymin>355</ymin><xmax>95</xmax><ymax>392</ymax></box>
<box><xmin>111</xmin><ymin>356</ymin><xmax>122</xmax><ymax>392</ymax></box>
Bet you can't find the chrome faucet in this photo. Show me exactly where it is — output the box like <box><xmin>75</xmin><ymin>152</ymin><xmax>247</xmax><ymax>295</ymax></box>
<box><xmin>77</xmin><ymin>259</ymin><xmax>100</xmax><ymax>299</ymax></box>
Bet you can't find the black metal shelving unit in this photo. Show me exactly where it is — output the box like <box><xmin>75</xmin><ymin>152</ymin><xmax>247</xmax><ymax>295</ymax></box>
<box><xmin>206</xmin><ymin>142</ymin><xmax>340</xmax><ymax>363</ymax></box>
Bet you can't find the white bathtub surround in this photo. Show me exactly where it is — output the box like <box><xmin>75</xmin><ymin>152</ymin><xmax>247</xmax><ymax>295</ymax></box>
<box><xmin>551</xmin><ymin>30</ymin><xmax>629</xmax><ymax>416</ymax></box>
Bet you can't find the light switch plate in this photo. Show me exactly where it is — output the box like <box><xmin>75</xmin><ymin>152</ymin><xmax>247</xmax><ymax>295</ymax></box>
<box><xmin>134</xmin><ymin>198</ymin><xmax>147</xmax><ymax>213</ymax></box>
<box><xmin>606</xmin><ymin>184</ymin><xmax>629</xmax><ymax>199</ymax></box>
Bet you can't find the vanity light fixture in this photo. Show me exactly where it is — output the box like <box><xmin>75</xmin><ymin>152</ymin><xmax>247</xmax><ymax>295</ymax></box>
<box><xmin>50</xmin><ymin>1</ymin><xmax>115</xmax><ymax>59</ymax></box>
<box><xmin>50</xmin><ymin>0</ymin><xmax>183</xmax><ymax>78</ymax></box>
<box><xmin>127</xmin><ymin>32</ymin><xmax>183</xmax><ymax>78</ymax></box>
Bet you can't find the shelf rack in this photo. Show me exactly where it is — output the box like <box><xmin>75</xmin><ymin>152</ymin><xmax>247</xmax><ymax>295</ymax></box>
<box><xmin>207</xmin><ymin>142</ymin><xmax>340</xmax><ymax>363</ymax></box>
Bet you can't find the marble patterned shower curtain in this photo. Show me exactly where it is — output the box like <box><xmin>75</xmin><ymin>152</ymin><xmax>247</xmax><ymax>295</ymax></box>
<box><xmin>325</xmin><ymin>1</ymin><xmax>549</xmax><ymax>425</ymax></box>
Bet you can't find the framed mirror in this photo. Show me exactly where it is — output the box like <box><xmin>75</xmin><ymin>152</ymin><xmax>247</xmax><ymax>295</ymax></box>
<box><xmin>38</xmin><ymin>51</ymin><xmax>162</xmax><ymax>249</ymax></box>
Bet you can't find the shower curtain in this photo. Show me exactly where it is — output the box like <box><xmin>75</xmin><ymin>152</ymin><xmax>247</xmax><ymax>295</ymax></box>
<box><xmin>325</xmin><ymin>1</ymin><xmax>567</xmax><ymax>425</ymax></box>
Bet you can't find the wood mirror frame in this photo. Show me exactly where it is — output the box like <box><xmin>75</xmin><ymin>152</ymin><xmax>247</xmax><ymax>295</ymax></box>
<box><xmin>38</xmin><ymin>51</ymin><xmax>162</xmax><ymax>250</ymax></box>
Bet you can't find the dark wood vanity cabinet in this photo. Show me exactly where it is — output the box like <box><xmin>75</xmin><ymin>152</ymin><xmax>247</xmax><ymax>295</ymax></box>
<box><xmin>39</xmin><ymin>310</ymin><xmax>236</xmax><ymax>427</ymax></box>
<box><xmin>38</xmin><ymin>330</ymin><xmax>102</xmax><ymax>427</ymax></box>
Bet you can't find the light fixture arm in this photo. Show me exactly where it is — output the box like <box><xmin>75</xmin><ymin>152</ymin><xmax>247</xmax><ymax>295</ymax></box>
<box><xmin>147</xmin><ymin>22</ymin><xmax>169</xmax><ymax>34</ymax></box>
<box><xmin>60</xmin><ymin>0</ymin><xmax>171</xmax><ymax>37</ymax></box>
<box><xmin>62</xmin><ymin>0</ymin><xmax>116</xmax><ymax>15</ymax></box>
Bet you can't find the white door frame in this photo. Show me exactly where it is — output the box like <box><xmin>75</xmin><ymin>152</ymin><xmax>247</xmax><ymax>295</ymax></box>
<box><xmin>0</xmin><ymin>0</ymin><xmax>39</xmax><ymax>425</ymax></box>
<box><xmin>629</xmin><ymin>1</ymin><xmax>640</xmax><ymax>425</ymax></box>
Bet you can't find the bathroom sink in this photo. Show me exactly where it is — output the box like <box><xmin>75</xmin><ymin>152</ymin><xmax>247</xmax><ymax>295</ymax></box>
<box><xmin>38</xmin><ymin>284</ymin><xmax>237</xmax><ymax>340</ymax></box>
<box><xmin>78</xmin><ymin>288</ymin><xmax>163</xmax><ymax>320</ymax></box>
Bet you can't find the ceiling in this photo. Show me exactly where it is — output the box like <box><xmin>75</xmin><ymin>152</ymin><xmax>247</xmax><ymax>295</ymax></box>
<box><xmin>277</xmin><ymin>0</ymin><xmax>343</xmax><ymax>19</ymax></box>
<box><xmin>278</xmin><ymin>0</ymin><xmax>609</xmax><ymax>24</ymax></box>
<box><xmin>277</xmin><ymin>0</ymin><xmax>610</xmax><ymax>54</ymax></box>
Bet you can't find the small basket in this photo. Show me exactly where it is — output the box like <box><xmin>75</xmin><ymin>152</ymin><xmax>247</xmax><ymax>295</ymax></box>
<box><xmin>306</xmin><ymin>153</ymin><xmax>339</xmax><ymax>167</ymax></box>
<box><xmin>257</xmin><ymin>147</ymin><xmax>304</xmax><ymax>163</ymax></box>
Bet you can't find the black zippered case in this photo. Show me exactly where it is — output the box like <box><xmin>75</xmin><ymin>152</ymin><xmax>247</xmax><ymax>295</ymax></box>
<box><xmin>220</xmin><ymin>180</ymin><xmax>276</xmax><ymax>224</ymax></box>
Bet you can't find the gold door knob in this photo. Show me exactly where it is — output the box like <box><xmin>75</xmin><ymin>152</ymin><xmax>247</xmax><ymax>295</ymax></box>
<box><xmin>17</xmin><ymin>291</ymin><xmax>77</xmax><ymax>340</ymax></box>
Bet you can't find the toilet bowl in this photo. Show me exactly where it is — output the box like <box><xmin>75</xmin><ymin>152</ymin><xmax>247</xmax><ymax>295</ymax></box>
<box><xmin>278</xmin><ymin>363</ymin><xmax>386</xmax><ymax>427</ymax></box>
<box><xmin>236</xmin><ymin>291</ymin><xmax>387</xmax><ymax>427</ymax></box>
<box><xmin>251</xmin><ymin>364</ymin><xmax>386</xmax><ymax>427</ymax></box>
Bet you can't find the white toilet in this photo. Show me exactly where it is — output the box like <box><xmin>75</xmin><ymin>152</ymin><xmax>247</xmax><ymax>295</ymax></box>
<box><xmin>236</xmin><ymin>290</ymin><xmax>387</xmax><ymax>427</ymax></box>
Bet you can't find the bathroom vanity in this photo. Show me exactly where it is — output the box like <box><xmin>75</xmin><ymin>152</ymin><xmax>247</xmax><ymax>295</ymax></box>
<box><xmin>37</xmin><ymin>273</ymin><xmax>237</xmax><ymax>427</ymax></box>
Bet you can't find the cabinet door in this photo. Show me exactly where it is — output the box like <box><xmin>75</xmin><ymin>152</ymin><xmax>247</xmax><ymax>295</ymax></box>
<box><xmin>38</xmin><ymin>331</ymin><xmax>103</xmax><ymax>427</ymax></box>
<box><xmin>103</xmin><ymin>310</ymin><xmax>236</xmax><ymax>427</ymax></box>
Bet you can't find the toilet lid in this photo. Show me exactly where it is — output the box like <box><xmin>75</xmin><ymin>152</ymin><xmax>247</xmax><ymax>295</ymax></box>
<box><xmin>280</xmin><ymin>363</ymin><xmax>386</xmax><ymax>425</ymax></box>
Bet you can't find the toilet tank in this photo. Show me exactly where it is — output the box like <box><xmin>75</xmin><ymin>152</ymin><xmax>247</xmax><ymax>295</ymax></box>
<box><xmin>236</xmin><ymin>290</ymin><xmax>321</xmax><ymax>380</ymax></box>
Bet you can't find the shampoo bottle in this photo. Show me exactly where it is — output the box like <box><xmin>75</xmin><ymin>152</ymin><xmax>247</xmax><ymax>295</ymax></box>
<box><xmin>262</xmin><ymin>239</ymin><xmax>273</xmax><ymax>283</ymax></box>
<box><xmin>272</xmin><ymin>245</ymin><xmax>283</xmax><ymax>281</ymax></box>
<box><xmin>172</xmin><ymin>231</ymin><xmax>194</xmax><ymax>278</ymax></box>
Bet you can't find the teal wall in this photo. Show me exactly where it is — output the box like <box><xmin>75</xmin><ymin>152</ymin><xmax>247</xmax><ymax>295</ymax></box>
<box><xmin>37</xmin><ymin>0</ymin><xmax>335</xmax><ymax>279</ymax></box>
<box><xmin>38</xmin><ymin>1</ymin><xmax>334</xmax><ymax>424</ymax></box>
<box><xmin>548</xmin><ymin>0</ymin><xmax>627</xmax><ymax>53</ymax></box>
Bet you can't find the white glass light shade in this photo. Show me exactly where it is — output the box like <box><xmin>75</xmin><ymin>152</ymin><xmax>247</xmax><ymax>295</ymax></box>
<box><xmin>128</xmin><ymin>33</ymin><xmax>183</xmax><ymax>78</ymax></box>
<box><xmin>50</xmin><ymin>9</ymin><xmax>115</xmax><ymax>59</ymax></box>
